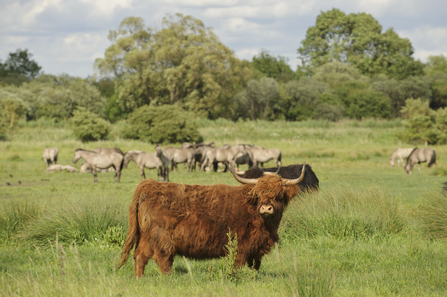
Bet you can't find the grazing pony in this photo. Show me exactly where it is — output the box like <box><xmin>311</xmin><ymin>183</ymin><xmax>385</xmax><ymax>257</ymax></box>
<box><xmin>404</xmin><ymin>147</ymin><xmax>436</xmax><ymax>174</ymax></box>
<box><xmin>389</xmin><ymin>148</ymin><xmax>414</xmax><ymax>167</ymax></box>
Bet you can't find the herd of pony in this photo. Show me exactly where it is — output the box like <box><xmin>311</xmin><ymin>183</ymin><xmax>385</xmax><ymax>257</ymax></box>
<box><xmin>389</xmin><ymin>147</ymin><xmax>437</xmax><ymax>174</ymax></box>
<box><xmin>43</xmin><ymin>143</ymin><xmax>439</xmax><ymax>183</ymax></box>
<box><xmin>42</xmin><ymin>143</ymin><xmax>283</xmax><ymax>183</ymax></box>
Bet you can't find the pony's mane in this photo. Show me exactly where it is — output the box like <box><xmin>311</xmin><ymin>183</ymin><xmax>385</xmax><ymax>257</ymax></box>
<box><xmin>405</xmin><ymin>147</ymin><xmax>419</xmax><ymax>165</ymax></box>
<box><xmin>75</xmin><ymin>148</ymin><xmax>92</xmax><ymax>152</ymax></box>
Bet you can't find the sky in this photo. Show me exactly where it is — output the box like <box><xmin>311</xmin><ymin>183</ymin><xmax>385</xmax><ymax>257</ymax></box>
<box><xmin>1</xmin><ymin>0</ymin><xmax>446</xmax><ymax>78</ymax></box>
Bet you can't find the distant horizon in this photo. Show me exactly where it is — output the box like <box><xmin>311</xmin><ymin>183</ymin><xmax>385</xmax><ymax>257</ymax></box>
<box><xmin>1</xmin><ymin>0</ymin><xmax>446</xmax><ymax>78</ymax></box>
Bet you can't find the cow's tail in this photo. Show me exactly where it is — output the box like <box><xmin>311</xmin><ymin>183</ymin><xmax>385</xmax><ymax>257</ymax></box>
<box><xmin>428</xmin><ymin>150</ymin><xmax>437</xmax><ymax>167</ymax></box>
<box><xmin>118</xmin><ymin>194</ymin><xmax>139</xmax><ymax>270</ymax></box>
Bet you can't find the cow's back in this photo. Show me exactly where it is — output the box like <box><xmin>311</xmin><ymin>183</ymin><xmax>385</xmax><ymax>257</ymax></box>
<box><xmin>135</xmin><ymin>180</ymin><xmax>261</xmax><ymax>259</ymax></box>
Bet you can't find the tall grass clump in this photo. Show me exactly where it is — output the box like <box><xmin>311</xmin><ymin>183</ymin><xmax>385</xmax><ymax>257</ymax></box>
<box><xmin>417</xmin><ymin>192</ymin><xmax>447</xmax><ymax>239</ymax></box>
<box><xmin>284</xmin><ymin>258</ymin><xmax>336</xmax><ymax>297</ymax></box>
<box><xmin>0</xmin><ymin>201</ymin><xmax>40</xmax><ymax>243</ymax></box>
<box><xmin>280</xmin><ymin>187</ymin><xmax>405</xmax><ymax>241</ymax></box>
<box><xmin>18</xmin><ymin>191</ymin><xmax>127</xmax><ymax>246</ymax></box>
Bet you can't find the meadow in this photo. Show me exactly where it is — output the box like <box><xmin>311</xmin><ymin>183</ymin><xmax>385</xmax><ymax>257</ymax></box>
<box><xmin>1</xmin><ymin>119</ymin><xmax>447</xmax><ymax>296</ymax></box>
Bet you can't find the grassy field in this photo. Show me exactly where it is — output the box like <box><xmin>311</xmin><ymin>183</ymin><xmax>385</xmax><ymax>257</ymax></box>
<box><xmin>1</xmin><ymin>119</ymin><xmax>447</xmax><ymax>296</ymax></box>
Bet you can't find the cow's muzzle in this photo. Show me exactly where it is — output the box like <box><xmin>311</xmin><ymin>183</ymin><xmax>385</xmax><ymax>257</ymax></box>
<box><xmin>259</xmin><ymin>204</ymin><xmax>274</xmax><ymax>216</ymax></box>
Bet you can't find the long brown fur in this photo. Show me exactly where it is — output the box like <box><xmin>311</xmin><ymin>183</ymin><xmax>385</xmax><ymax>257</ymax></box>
<box><xmin>118</xmin><ymin>175</ymin><xmax>299</xmax><ymax>277</ymax></box>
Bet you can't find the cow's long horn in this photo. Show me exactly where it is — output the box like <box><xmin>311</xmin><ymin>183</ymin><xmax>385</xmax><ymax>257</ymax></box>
<box><xmin>227</xmin><ymin>162</ymin><xmax>258</xmax><ymax>184</ymax></box>
<box><xmin>263</xmin><ymin>166</ymin><xmax>281</xmax><ymax>176</ymax></box>
<box><xmin>282</xmin><ymin>162</ymin><xmax>306</xmax><ymax>185</ymax></box>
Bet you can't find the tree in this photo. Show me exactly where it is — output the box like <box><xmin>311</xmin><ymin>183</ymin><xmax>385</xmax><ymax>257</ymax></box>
<box><xmin>251</xmin><ymin>50</ymin><xmax>294</xmax><ymax>83</ymax></box>
<box><xmin>0</xmin><ymin>107</ymin><xmax>9</xmax><ymax>140</ymax></box>
<box><xmin>400</xmin><ymin>98</ymin><xmax>438</xmax><ymax>144</ymax></box>
<box><xmin>371</xmin><ymin>76</ymin><xmax>432</xmax><ymax>117</ymax></box>
<box><xmin>95</xmin><ymin>14</ymin><xmax>251</xmax><ymax>119</ymax></box>
<box><xmin>425</xmin><ymin>55</ymin><xmax>447</xmax><ymax>75</ymax></box>
<box><xmin>0</xmin><ymin>96</ymin><xmax>26</xmax><ymax>127</ymax></box>
<box><xmin>313</xmin><ymin>61</ymin><xmax>367</xmax><ymax>88</ymax></box>
<box><xmin>283</xmin><ymin>77</ymin><xmax>331</xmax><ymax>120</ymax></box>
<box><xmin>344</xmin><ymin>89</ymin><xmax>392</xmax><ymax>119</ymax></box>
<box><xmin>298</xmin><ymin>9</ymin><xmax>424</xmax><ymax>79</ymax></box>
<box><xmin>121</xmin><ymin>105</ymin><xmax>203</xmax><ymax>144</ymax></box>
<box><xmin>424</xmin><ymin>56</ymin><xmax>447</xmax><ymax>110</ymax></box>
<box><xmin>0</xmin><ymin>49</ymin><xmax>41</xmax><ymax>85</ymax></box>
<box><xmin>235</xmin><ymin>77</ymin><xmax>279</xmax><ymax>120</ymax></box>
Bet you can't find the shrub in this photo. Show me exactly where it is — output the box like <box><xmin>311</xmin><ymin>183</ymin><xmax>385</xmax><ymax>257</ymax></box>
<box><xmin>70</xmin><ymin>107</ymin><xmax>111</xmax><ymax>142</ymax></box>
<box><xmin>400</xmin><ymin>98</ymin><xmax>440</xmax><ymax>144</ymax></box>
<box><xmin>121</xmin><ymin>105</ymin><xmax>203</xmax><ymax>144</ymax></box>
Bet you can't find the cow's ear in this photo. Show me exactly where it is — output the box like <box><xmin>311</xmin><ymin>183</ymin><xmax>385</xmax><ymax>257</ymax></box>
<box><xmin>282</xmin><ymin>186</ymin><xmax>300</xmax><ymax>206</ymax></box>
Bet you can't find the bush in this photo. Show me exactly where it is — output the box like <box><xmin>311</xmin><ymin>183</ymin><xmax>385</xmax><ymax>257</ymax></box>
<box><xmin>122</xmin><ymin>105</ymin><xmax>203</xmax><ymax>144</ymax></box>
<box><xmin>400</xmin><ymin>98</ymin><xmax>440</xmax><ymax>144</ymax></box>
<box><xmin>70</xmin><ymin>107</ymin><xmax>111</xmax><ymax>142</ymax></box>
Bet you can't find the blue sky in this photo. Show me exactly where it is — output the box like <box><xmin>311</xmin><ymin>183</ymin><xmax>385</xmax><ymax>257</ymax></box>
<box><xmin>1</xmin><ymin>0</ymin><xmax>446</xmax><ymax>77</ymax></box>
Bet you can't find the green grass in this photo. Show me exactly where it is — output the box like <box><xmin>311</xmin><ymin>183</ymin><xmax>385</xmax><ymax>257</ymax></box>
<box><xmin>1</xmin><ymin>119</ymin><xmax>447</xmax><ymax>296</ymax></box>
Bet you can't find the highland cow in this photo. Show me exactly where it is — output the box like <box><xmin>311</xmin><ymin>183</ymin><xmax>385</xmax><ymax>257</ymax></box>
<box><xmin>118</xmin><ymin>163</ymin><xmax>306</xmax><ymax>277</ymax></box>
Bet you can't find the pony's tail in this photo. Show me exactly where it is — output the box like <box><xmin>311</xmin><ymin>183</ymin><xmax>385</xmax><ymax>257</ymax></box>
<box><xmin>428</xmin><ymin>150</ymin><xmax>437</xmax><ymax>167</ymax></box>
<box><xmin>117</xmin><ymin>194</ymin><xmax>140</xmax><ymax>270</ymax></box>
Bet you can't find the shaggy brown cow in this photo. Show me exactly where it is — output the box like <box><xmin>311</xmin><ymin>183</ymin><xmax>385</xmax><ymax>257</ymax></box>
<box><xmin>118</xmin><ymin>163</ymin><xmax>306</xmax><ymax>277</ymax></box>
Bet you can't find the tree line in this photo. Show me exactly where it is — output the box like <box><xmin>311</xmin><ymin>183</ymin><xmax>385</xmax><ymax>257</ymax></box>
<box><xmin>1</xmin><ymin>10</ymin><xmax>447</xmax><ymax>143</ymax></box>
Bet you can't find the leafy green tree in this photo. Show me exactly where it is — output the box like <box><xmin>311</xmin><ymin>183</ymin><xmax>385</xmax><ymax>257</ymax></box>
<box><xmin>371</xmin><ymin>76</ymin><xmax>432</xmax><ymax>117</ymax></box>
<box><xmin>313</xmin><ymin>61</ymin><xmax>367</xmax><ymax>88</ymax></box>
<box><xmin>95</xmin><ymin>14</ymin><xmax>251</xmax><ymax>119</ymax></box>
<box><xmin>251</xmin><ymin>50</ymin><xmax>294</xmax><ymax>83</ymax></box>
<box><xmin>235</xmin><ymin>77</ymin><xmax>279</xmax><ymax>120</ymax></box>
<box><xmin>283</xmin><ymin>77</ymin><xmax>331</xmax><ymax>120</ymax></box>
<box><xmin>314</xmin><ymin>92</ymin><xmax>344</xmax><ymax>121</ymax></box>
<box><xmin>345</xmin><ymin>89</ymin><xmax>392</xmax><ymax>119</ymax></box>
<box><xmin>0</xmin><ymin>97</ymin><xmax>26</xmax><ymax>127</ymax></box>
<box><xmin>0</xmin><ymin>107</ymin><xmax>9</xmax><ymax>140</ymax></box>
<box><xmin>430</xmin><ymin>74</ymin><xmax>447</xmax><ymax>109</ymax></box>
<box><xmin>0</xmin><ymin>49</ymin><xmax>41</xmax><ymax>85</ymax></box>
<box><xmin>71</xmin><ymin>108</ymin><xmax>111</xmax><ymax>142</ymax></box>
<box><xmin>121</xmin><ymin>105</ymin><xmax>203</xmax><ymax>144</ymax></box>
<box><xmin>434</xmin><ymin>107</ymin><xmax>447</xmax><ymax>144</ymax></box>
<box><xmin>424</xmin><ymin>56</ymin><xmax>447</xmax><ymax>109</ymax></box>
<box><xmin>425</xmin><ymin>55</ymin><xmax>447</xmax><ymax>75</ymax></box>
<box><xmin>298</xmin><ymin>9</ymin><xmax>423</xmax><ymax>79</ymax></box>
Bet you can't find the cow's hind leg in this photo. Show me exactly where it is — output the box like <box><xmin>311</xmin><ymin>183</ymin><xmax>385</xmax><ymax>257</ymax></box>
<box><xmin>133</xmin><ymin>241</ymin><xmax>154</xmax><ymax>278</ymax></box>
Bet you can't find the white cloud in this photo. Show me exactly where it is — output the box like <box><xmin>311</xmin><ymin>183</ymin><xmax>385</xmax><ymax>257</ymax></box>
<box><xmin>0</xmin><ymin>0</ymin><xmax>446</xmax><ymax>76</ymax></box>
<box><xmin>79</xmin><ymin>0</ymin><xmax>134</xmax><ymax>17</ymax></box>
